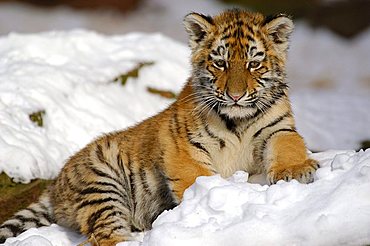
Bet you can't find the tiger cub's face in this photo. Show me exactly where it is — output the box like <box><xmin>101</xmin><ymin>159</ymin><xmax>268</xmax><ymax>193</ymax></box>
<box><xmin>184</xmin><ymin>10</ymin><xmax>294</xmax><ymax>119</ymax></box>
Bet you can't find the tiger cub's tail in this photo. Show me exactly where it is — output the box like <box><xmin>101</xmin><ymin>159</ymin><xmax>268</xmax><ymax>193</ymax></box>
<box><xmin>0</xmin><ymin>189</ymin><xmax>54</xmax><ymax>243</ymax></box>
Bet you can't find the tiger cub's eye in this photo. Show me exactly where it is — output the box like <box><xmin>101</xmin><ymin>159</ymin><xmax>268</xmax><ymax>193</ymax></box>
<box><xmin>248</xmin><ymin>61</ymin><xmax>261</xmax><ymax>70</ymax></box>
<box><xmin>213</xmin><ymin>60</ymin><xmax>226</xmax><ymax>69</ymax></box>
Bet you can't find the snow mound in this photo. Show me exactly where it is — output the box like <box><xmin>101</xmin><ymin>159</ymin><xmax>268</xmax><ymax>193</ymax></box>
<box><xmin>3</xmin><ymin>149</ymin><xmax>370</xmax><ymax>245</ymax></box>
<box><xmin>142</xmin><ymin>149</ymin><xmax>370</xmax><ymax>246</ymax></box>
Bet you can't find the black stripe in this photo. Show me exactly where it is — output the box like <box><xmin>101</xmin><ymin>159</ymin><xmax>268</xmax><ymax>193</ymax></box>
<box><xmin>107</xmin><ymin>225</ymin><xmax>125</xmax><ymax>237</ymax></box>
<box><xmin>201</xmin><ymin>161</ymin><xmax>212</xmax><ymax>166</ymax></box>
<box><xmin>87</xmin><ymin>205</ymin><xmax>115</xmax><ymax>233</ymax></box>
<box><xmin>93</xmin><ymin>210</ymin><xmax>127</xmax><ymax>232</ymax></box>
<box><xmin>0</xmin><ymin>224</ymin><xmax>21</xmax><ymax>236</ymax></box>
<box><xmin>13</xmin><ymin>215</ymin><xmax>44</xmax><ymax>227</ymax></box>
<box><xmin>169</xmin><ymin>118</ymin><xmax>179</xmax><ymax>151</ymax></box>
<box><xmin>139</xmin><ymin>166</ymin><xmax>152</xmax><ymax>195</ymax></box>
<box><xmin>173</xmin><ymin>110</ymin><xmax>181</xmax><ymax>134</ymax></box>
<box><xmin>37</xmin><ymin>203</ymin><xmax>54</xmax><ymax>224</ymax></box>
<box><xmin>221</xmin><ymin>34</ymin><xmax>230</xmax><ymax>40</ymax></box>
<box><xmin>90</xmin><ymin>166</ymin><xmax>122</xmax><ymax>186</ymax></box>
<box><xmin>0</xmin><ymin>236</ymin><xmax>6</xmax><ymax>244</ymax></box>
<box><xmin>93</xmin><ymin>219</ymin><xmax>117</xmax><ymax>232</ymax></box>
<box><xmin>261</xmin><ymin>128</ymin><xmax>297</xmax><ymax>154</ymax></box>
<box><xmin>131</xmin><ymin>224</ymin><xmax>141</xmax><ymax>232</ymax></box>
<box><xmin>96</xmin><ymin>144</ymin><xmax>105</xmax><ymax>162</ymax></box>
<box><xmin>218</xmin><ymin>113</ymin><xmax>240</xmax><ymax>139</ymax></box>
<box><xmin>25</xmin><ymin>208</ymin><xmax>39</xmax><ymax>217</ymax></box>
<box><xmin>80</xmin><ymin>186</ymin><xmax>125</xmax><ymax>199</ymax></box>
<box><xmin>249</xmin><ymin>46</ymin><xmax>257</xmax><ymax>56</ymax></box>
<box><xmin>96</xmin><ymin>144</ymin><xmax>121</xmax><ymax>178</ymax></box>
<box><xmin>95</xmin><ymin>225</ymin><xmax>126</xmax><ymax>240</ymax></box>
<box><xmin>95</xmin><ymin>181</ymin><xmax>123</xmax><ymax>192</ymax></box>
<box><xmin>266</xmin><ymin>128</ymin><xmax>296</xmax><ymax>140</ymax></box>
<box><xmin>274</xmin><ymin>39</ymin><xmax>284</xmax><ymax>44</ymax></box>
<box><xmin>127</xmin><ymin>154</ymin><xmax>136</xmax><ymax>212</ymax></box>
<box><xmin>254</xmin><ymin>51</ymin><xmax>264</xmax><ymax>57</ymax></box>
<box><xmin>116</xmin><ymin>154</ymin><xmax>131</xmax><ymax>194</ymax></box>
<box><xmin>117</xmin><ymin>153</ymin><xmax>124</xmax><ymax>171</ymax></box>
<box><xmin>253</xmin><ymin>111</ymin><xmax>291</xmax><ymax>139</ymax></box>
<box><xmin>204</xmin><ymin>125</ymin><xmax>225</xmax><ymax>149</ymax></box>
<box><xmin>92</xmin><ymin>210</ymin><xmax>127</xmax><ymax>232</ymax></box>
<box><xmin>24</xmin><ymin>207</ymin><xmax>52</xmax><ymax>225</ymax></box>
<box><xmin>68</xmin><ymin>178</ymin><xmax>126</xmax><ymax>204</ymax></box>
<box><xmin>257</xmin><ymin>80</ymin><xmax>265</xmax><ymax>87</ymax></box>
<box><xmin>151</xmin><ymin>167</ymin><xmax>177</xmax><ymax>223</ymax></box>
<box><xmin>166</xmin><ymin>177</ymin><xmax>180</xmax><ymax>182</ymax></box>
<box><xmin>101</xmin><ymin>210</ymin><xmax>125</xmax><ymax>221</ymax></box>
<box><xmin>253</xmin><ymin>128</ymin><xmax>296</xmax><ymax>164</ymax></box>
<box><xmin>255</xmin><ymin>89</ymin><xmax>287</xmax><ymax>115</ymax></box>
<box><xmin>190</xmin><ymin>141</ymin><xmax>209</xmax><ymax>154</ymax></box>
<box><xmin>77</xmin><ymin>197</ymin><xmax>122</xmax><ymax>210</ymax></box>
<box><xmin>184</xmin><ymin>120</ymin><xmax>209</xmax><ymax>155</ymax></box>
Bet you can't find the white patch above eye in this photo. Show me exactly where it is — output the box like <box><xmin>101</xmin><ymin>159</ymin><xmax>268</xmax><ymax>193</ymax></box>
<box><xmin>210</xmin><ymin>43</ymin><xmax>228</xmax><ymax>70</ymax></box>
<box><xmin>247</xmin><ymin>39</ymin><xmax>266</xmax><ymax>61</ymax></box>
<box><xmin>210</xmin><ymin>39</ymin><xmax>229</xmax><ymax>61</ymax></box>
<box><xmin>248</xmin><ymin>46</ymin><xmax>257</xmax><ymax>57</ymax></box>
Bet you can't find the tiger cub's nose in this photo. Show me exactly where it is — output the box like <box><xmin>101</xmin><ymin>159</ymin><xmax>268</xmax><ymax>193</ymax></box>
<box><xmin>227</xmin><ymin>91</ymin><xmax>244</xmax><ymax>102</ymax></box>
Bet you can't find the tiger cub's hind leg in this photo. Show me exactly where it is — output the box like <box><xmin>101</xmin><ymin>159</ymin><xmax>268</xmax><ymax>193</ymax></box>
<box><xmin>54</xmin><ymin>140</ymin><xmax>137</xmax><ymax>246</ymax></box>
<box><xmin>78</xmin><ymin>205</ymin><xmax>133</xmax><ymax>246</ymax></box>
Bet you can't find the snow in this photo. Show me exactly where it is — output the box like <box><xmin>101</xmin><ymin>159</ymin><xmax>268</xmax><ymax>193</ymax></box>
<box><xmin>0</xmin><ymin>4</ymin><xmax>370</xmax><ymax>245</ymax></box>
<box><xmin>144</xmin><ymin>150</ymin><xmax>370</xmax><ymax>246</ymax></box>
<box><xmin>3</xmin><ymin>150</ymin><xmax>370</xmax><ymax>245</ymax></box>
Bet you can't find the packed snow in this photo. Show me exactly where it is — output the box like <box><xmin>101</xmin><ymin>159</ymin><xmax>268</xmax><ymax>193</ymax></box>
<box><xmin>0</xmin><ymin>18</ymin><xmax>370</xmax><ymax>246</ymax></box>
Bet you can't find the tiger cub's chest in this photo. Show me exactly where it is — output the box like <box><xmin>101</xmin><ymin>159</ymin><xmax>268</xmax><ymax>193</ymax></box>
<box><xmin>195</xmin><ymin>124</ymin><xmax>259</xmax><ymax>178</ymax></box>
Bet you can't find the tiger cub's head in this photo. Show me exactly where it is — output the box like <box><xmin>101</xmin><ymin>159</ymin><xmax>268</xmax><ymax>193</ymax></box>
<box><xmin>184</xmin><ymin>9</ymin><xmax>293</xmax><ymax>119</ymax></box>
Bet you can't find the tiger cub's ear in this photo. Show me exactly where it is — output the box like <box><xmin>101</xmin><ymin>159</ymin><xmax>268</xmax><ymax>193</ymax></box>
<box><xmin>265</xmin><ymin>14</ymin><xmax>294</xmax><ymax>52</ymax></box>
<box><xmin>183</xmin><ymin>13</ymin><xmax>214</xmax><ymax>50</ymax></box>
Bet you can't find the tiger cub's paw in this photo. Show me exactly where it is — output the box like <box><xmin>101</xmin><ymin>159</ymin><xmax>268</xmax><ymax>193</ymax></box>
<box><xmin>267</xmin><ymin>159</ymin><xmax>319</xmax><ymax>185</ymax></box>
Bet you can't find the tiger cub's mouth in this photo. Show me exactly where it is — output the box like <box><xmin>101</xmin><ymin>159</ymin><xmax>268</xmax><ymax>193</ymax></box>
<box><xmin>226</xmin><ymin>97</ymin><xmax>258</xmax><ymax>107</ymax></box>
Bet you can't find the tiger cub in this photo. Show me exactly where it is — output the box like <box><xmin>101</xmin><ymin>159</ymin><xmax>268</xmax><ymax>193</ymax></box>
<box><xmin>0</xmin><ymin>9</ymin><xmax>318</xmax><ymax>245</ymax></box>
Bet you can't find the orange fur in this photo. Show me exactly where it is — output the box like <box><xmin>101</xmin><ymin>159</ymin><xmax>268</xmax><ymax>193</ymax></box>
<box><xmin>265</xmin><ymin>132</ymin><xmax>318</xmax><ymax>183</ymax></box>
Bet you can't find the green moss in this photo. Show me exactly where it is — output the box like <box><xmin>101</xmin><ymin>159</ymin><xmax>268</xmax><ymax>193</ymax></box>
<box><xmin>113</xmin><ymin>62</ymin><xmax>154</xmax><ymax>86</ymax></box>
<box><xmin>29</xmin><ymin>110</ymin><xmax>45</xmax><ymax>127</ymax></box>
<box><xmin>147</xmin><ymin>87</ymin><xmax>177</xmax><ymax>99</ymax></box>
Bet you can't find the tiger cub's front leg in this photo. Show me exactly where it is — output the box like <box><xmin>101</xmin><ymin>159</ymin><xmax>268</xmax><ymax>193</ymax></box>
<box><xmin>264</xmin><ymin>131</ymin><xmax>319</xmax><ymax>184</ymax></box>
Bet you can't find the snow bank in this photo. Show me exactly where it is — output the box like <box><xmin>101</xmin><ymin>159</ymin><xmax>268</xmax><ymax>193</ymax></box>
<box><xmin>4</xmin><ymin>149</ymin><xmax>370</xmax><ymax>245</ymax></box>
<box><xmin>140</xmin><ymin>149</ymin><xmax>370</xmax><ymax>246</ymax></box>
